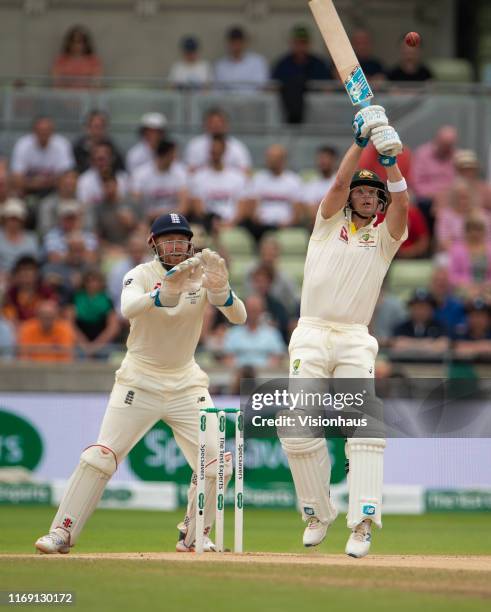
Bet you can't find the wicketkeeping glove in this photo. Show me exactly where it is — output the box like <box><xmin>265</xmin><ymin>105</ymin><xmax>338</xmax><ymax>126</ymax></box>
<box><xmin>352</xmin><ymin>105</ymin><xmax>388</xmax><ymax>148</ymax></box>
<box><xmin>198</xmin><ymin>248</ymin><xmax>231</xmax><ymax>306</ymax></box>
<box><xmin>153</xmin><ymin>256</ymin><xmax>203</xmax><ymax>307</ymax></box>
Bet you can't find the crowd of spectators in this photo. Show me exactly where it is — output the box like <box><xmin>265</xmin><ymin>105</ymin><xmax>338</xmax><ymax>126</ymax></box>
<box><xmin>47</xmin><ymin>23</ymin><xmax>435</xmax><ymax>124</ymax></box>
<box><xmin>0</xmin><ymin>102</ymin><xmax>490</xmax><ymax>376</ymax></box>
<box><xmin>0</xmin><ymin>23</ymin><xmax>489</xmax><ymax>383</ymax></box>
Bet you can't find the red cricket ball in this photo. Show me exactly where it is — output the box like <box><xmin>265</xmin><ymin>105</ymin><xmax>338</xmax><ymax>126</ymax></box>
<box><xmin>405</xmin><ymin>31</ymin><xmax>421</xmax><ymax>47</ymax></box>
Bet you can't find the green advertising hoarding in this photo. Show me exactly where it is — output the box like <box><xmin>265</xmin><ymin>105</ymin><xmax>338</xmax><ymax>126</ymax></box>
<box><xmin>128</xmin><ymin>419</ymin><xmax>347</xmax><ymax>507</ymax></box>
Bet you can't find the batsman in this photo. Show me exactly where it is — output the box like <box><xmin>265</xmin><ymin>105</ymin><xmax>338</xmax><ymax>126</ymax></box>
<box><xmin>280</xmin><ymin>106</ymin><xmax>408</xmax><ymax>557</ymax></box>
<box><xmin>35</xmin><ymin>213</ymin><xmax>246</xmax><ymax>554</ymax></box>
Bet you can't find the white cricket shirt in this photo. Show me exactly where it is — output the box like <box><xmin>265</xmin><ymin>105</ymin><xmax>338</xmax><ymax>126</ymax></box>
<box><xmin>248</xmin><ymin>169</ymin><xmax>302</xmax><ymax>225</ymax></box>
<box><xmin>184</xmin><ymin>135</ymin><xmax>251</xmax><ymax>172</ymax></box>
<box><xmin>131</xmin><ymin>161</ymin><xmax>187</xmax><ymax>216</ymax></box>
<box><xmin>300</xmin><ymin>207</ymin><xmax>408</xmax><ymax>325</ymax></box>
<box><xmin>11</xmin><ymin>134</ymin><xmax>74</xmax><ymax>175</ymax></box>
<box><xmin>118</xmin><ymin>259</ymin><xmax>246</xmax><ymax>389</ymax></box>
<box><xmin>189</xmin><ymin>166</ymin><xmax>248</xmax><ymax>221</ymax></box>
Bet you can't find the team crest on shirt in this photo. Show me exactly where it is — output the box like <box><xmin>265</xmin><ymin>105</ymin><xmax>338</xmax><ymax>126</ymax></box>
<box><xmin>339</xmin><ymin>226</ymin><xmax>348</xmax><ymax>243</ymax></box>
<box><xmin>292</xmin><ymin>359</ymin><xmax>301</xmax><ymax>375</ymax></box>
<box><xmin>357</xmin><ymin>230</ymin><xmax>377</xmax><ymax>248</ymax></box>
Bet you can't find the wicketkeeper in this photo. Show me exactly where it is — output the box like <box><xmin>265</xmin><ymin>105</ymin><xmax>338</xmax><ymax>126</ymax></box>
<box><xmin>280</xmin><ymin>106</ymin><xmax>408</xmax><ymax>557</ymax></box>
<box><xmin>35</xmin><ymin>213</ymin><xmax>246</xmax><ymax>554</ymax></box>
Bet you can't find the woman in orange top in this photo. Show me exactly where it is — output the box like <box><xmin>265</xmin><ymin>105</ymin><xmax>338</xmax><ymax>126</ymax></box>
<box><xmin>51</xmin><ymin>25</ymin><xmax>102</xmax><ymax>89</ymax></box>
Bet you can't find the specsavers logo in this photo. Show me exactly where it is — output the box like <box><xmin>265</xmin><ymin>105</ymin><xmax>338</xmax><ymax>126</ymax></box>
<box><xmin>0</xmin><ymin>409</ymin><xmax>44</xmax><ymax>470</ymax></box>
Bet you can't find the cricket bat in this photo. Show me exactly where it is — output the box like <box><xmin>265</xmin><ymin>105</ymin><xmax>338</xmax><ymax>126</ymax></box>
<box><xmin>309</xmin><ymin>0</ymin><xmax>373</xmax><ymax>106</ymax></box>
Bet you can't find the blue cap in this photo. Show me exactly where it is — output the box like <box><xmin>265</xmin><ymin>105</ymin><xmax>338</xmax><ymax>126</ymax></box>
<box><xmin>148</xmin><ymin>213</ymin><xmax>193</xmax><ymax>243</ymax></box>
<box><xmin>181</xmin><ymin>36</ymin><xmax>199</xmax><ymax>52</ymax></box>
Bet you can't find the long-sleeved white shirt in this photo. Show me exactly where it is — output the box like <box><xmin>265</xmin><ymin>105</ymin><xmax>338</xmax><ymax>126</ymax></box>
<box><xmin>118</xmin><ymin>259</ymin><xmax>246</xmax><ymax>389</ymax></box>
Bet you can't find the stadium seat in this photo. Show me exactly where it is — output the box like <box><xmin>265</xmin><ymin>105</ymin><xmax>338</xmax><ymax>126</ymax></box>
<box><xmin>271</xmin><ymin>228</ymin><xmax>309</xmax><ymax>255</ymax></box>
<box><xmin>426</xmin><ymin>58</ymin><xmax>474</xmax><ymax>83</ymax></box>
<box><xmin>229</xmin><ymin>254</ymin><xmax>256</xmax><ymax>294</ymax></box>
<box><xmin>189</xmin><ymin>92</ymin><xmax>281</xmax><ymax>130</ymax></box>
<box><xmin>219</xmin><ymin>227</ymin><xmax>254</xmax><ymax>256</ymax></box>
<box><xmin>278</xmin><ymin>257</ymin><xmax>305</xmax><ymax>291</ymax></box>
<box><xmin>95</xmin><ymin>89</ymin><xmax>184</xmax><ymax>128</ymax></box>
<box><xmin>388</xmin><ymin>259</ymin><xmax>434</xmax><ymax>301</ymax></box>
<box><xmin>4</xmin><ymin>87</ymin><xmax>90</xmax><ymax>130</ymax></box>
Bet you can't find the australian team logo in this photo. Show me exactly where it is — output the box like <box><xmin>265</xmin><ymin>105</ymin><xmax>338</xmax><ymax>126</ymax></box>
<box><xmin>292</xmin><ymin>359</ymin><xmax>301</xmax><ymax>376</ymax></box>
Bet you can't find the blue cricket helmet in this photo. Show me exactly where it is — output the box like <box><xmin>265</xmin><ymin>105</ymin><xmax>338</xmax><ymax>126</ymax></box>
<box><xmin>147</xmin><ymin>213</ymin><xmax>193</xmax><ymax>244</ymax></box>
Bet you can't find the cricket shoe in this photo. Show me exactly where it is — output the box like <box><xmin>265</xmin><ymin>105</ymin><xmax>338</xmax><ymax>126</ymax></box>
<box><xmin>35</xmin><ymin>530</ymin><xmax>70</xmax><ymax>554</ymax></box>
<box><xmin>303</xmin><ymin>517</ymin><xmax>329</xmax><ymax>547</ymax></box>
<box><xmin>345</xmin><ymin>519</ymin><xmax>372</xmax><ymax>558</ymax></box>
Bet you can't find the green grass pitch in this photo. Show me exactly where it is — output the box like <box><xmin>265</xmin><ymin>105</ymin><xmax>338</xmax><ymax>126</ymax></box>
<box><xmin>1</xmin><ymin>507</ymin><xmax>490</xmax><ymax>611</ymax></box>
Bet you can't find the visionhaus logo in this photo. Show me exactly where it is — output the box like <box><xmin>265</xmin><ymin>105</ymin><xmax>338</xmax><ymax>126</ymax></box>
<box><xmin>0</xmin><ymin>409</ymin><xmax>44</xmax><ymax>470</ymax></box>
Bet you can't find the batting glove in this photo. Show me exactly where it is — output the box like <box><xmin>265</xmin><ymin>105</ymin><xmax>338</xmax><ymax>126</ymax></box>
<box><xmin>370</xmin><ymin>125</ymin><xmax>403</xmax><ymax>157</ymax></box>
<box><xmin>353</xmin><ymin>105</ymin><xmax>388</xmax><ymax>148</ymax></box>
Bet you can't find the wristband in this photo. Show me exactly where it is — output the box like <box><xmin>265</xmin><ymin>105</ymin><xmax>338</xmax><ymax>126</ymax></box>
<box><xmin>378</xmin><ymin>154</ymin><xmax>397</xmax><ymax>167</ymax></box>
<box><xmin>355</xmin><ymin>136</ymin><xmax>369</xmax><ymax>148</ymax></box>
<box><xmin>387</xmin><ymin>178</ymin><xmax>408</xmax><ymax>193</ymax></box>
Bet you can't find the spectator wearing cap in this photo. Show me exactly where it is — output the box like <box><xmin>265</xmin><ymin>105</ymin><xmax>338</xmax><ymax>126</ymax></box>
<box><xmin>453</xmin><ymin>149</ymin><xmax>491</xmax><ymax>212</ymax></box>
<box><xmin>188</xmin><ymin>134</ymin><xmax>248</xmax><ymax>232</ymax></box>
<box><xmin>184</xmin><ymin>107</ymin><xmax>251</xmax><ymax>174</ymax></box>
<box><xmin>387</xmin><ymin>37</ymin><xmax>433</xmax><ymax>82</ymax></box>
<box><xmin>429</xmin><ymin>267</ymin><xmax>466</xmax><ymax>336</ymax></box>
<box><xmin>73</xmin><ymin>110</ymin><xmax>124</xmax><ymax>174</ymax></box>
<box><xmin>43</xmin><ymin>200</ymin><xmax>98</xmax><ymax>264</ymax></box>
<box><xmin>18</xmin><ymin>299</ymin><xmax>76</xmax><ymax>362</ymax></box>
<box><xmin>392</xmin><ymin>289</ymin><xmax>449</xmax><ymax>358</ymax></box>
<box><xmin>214</xmin><ymin>26</ymin><xmax>268</xmax><ymax>92</ymax></box>
<box><xmin>271</xmin><ymin>25</ymin><xmax>332</xmax><ymax>124</ymax></box>
<box><xmin>51</xmin><ymin>25</ymin><xmax>102</xmax><ymax>89</ymax></box>
<box><xmin>168</xmin><ymin>36</ymin><xmax>212</xmax><ymax>88</ymax></box>
<box><xmin>447</xmin><ymin>215</ymin><xmax>491</xmax><ymax>301</ymax></box>
<box><xmin>435</xmin><ymin>179</ymin><xmax>490</xmax><ymax>253</ymax></box>
<box><xmin>351</xmin><ymin>29</ymin><xmax>386</xmax><ymax>81</ymax></box>
<box><xmin>2</xmin><ymin>256</ymin><xmax>56</xmax><ymax>327</ymax></box>
<box><xmin>126</xmin><ymin>113</ymin><xmax>167</xmax><ymax>175</ymax></box>
<box><xmin>77</xmin><ymin>142</ymin><xmax>129</xmax><ymax>207</ymax></box>
<box><xmin>453</xmin><ymin>298</ymin><xmax>491</xmax><ymax>361</ymax></box>
<box><xmin>11</xmin><ymin>117</ymin><xmax>74</xmax><ymax>200</ymax></box>
<box><xmin>0</xmin><ymin>199</ymin><xmax>38</xmax><ymax>274</ymax></box>
<box><xmin>131</xmin><ymin>139</ymin><xmax>188</xmax><ymax>222</ymax></box>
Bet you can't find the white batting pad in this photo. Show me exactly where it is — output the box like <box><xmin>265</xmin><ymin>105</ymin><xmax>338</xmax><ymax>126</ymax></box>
<box><xmin>346</xmin><ymin>437</ymin><xmax>386</xmax><ymax>528</ymax></box>
<box><xmin>50</xmin><ymin>445</ymin><xmax>117</xmax><ymax>545</ymax></box>
<box><xmin>281</xmin><ymin>437</ymin><xmax>338</xmax><ymax>525</ymax></box>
